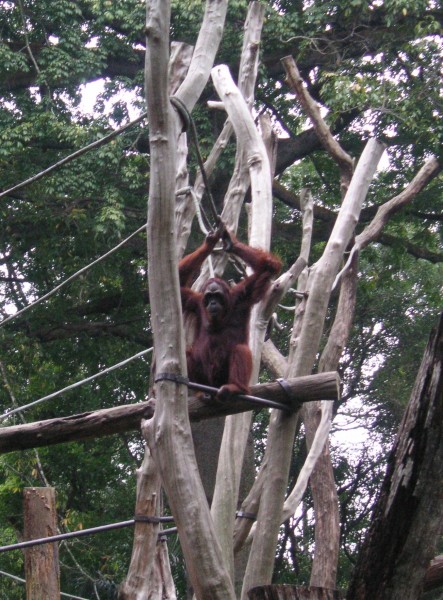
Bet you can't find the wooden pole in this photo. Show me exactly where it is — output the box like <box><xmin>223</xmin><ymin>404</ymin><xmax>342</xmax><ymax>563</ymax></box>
<box><xmin>24</xmin><ymin>487</ymin><xmax>60</xmax><ymax>600</ymax></box>
<box><xmin>248</xmin><ymin>585</ymin><xmax>343</xmax><ymax>599</ymax></box>
<box><xmin>0</xmin><ymin>372</ymin><xmax>340</xmax><ymax>453</ymax></box>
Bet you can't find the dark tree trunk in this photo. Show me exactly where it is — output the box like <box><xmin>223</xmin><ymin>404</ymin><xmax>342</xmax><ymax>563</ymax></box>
<box><xmin>347</xmin><ymin>313</ymin><xmax>443</xmax><ymax>600</ymax></box>
<box><xmin>424</xmin><ymin>555</ymin><xmax>443</xmax><ymax>592</ymax></box>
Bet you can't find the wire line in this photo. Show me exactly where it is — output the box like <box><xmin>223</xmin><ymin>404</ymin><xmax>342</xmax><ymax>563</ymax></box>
<box><xmin>0</xmin><ymin>518</ymin><xmax>176</xmax><ymax>553</ymax></box>
<box><xmin>0</xmin><ymin>113</ymin><xmax>147</xmax><ymax>200</ymax></box>
<box><xmin>0</xmin><ymin>347</ymin><xmax>153</xmax><ymax>423</ymax></box>
<box><xmin>0</xmin><ymin>223</ymin><xmax>147</xmax><ymax>328</ymax></box>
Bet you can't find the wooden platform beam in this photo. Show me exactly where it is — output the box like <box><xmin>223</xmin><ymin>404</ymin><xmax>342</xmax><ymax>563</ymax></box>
<box><xmin>0</xmin><ymin>372</ymin><xmax>340</xmax><ymax>453</ymax></box>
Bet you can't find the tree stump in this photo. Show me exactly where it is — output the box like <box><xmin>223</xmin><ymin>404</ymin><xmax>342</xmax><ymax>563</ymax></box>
<box><xmin>248</xmin><ymin>585</ymin><xmax>343</xmax><ymax>599</ymax></box>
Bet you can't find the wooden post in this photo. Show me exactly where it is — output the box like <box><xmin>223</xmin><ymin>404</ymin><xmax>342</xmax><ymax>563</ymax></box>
<box><xmin>24</xmin><ymin>487</ymin><xmax>60</xmax><ymax>600</ymax></box>
<box><xmin>248</xmin><ymin>585</ymin><xmax>343</xmax><ymax>599</ymax></box>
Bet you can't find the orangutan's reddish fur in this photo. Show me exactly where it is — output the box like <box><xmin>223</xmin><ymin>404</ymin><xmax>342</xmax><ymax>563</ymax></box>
<box><xmin>179</xmin><ymin>229</ymin><xmax>281</xmax><ymax>399</ymax></box>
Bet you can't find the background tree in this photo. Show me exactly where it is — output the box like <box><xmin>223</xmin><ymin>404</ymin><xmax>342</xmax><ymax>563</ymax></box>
<box><xmin>0</xmin><ymin>0</ymin><xmax>441</xmax><ymax>598</ymax></box>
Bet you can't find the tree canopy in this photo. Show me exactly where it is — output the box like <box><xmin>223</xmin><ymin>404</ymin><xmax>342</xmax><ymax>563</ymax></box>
<box><xmin>0</xmin><ymin>1</ymin><xmax>441</xmax><ymax>598</ymax></box>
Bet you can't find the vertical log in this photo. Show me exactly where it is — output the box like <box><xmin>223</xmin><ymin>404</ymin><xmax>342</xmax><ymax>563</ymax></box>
<box><xmin>144</xmin><ymin>2</ymin><xmax>235</xmax><ymax>598</ymax></box>
<box><xmin>118</xmin><ymin>448</ymin><xmax>161</xmax><ymax>599</ymax></box>
<box><xmin>23</xmin><ymin>487</ymin><xmax>60</xmax><ymax>600</ymax></box>
<box><xmin>241</xmin><ymin>140</ymin><xmax>385</xmax><ymax>599</ymax></box>
<box><xmin>305</xmin><ymin>251</ymin><xmax>359</xmax><ymax>589</ymax></box>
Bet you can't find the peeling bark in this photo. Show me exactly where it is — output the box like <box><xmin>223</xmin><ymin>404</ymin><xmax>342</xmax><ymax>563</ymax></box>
<box><xmin>347</xmin><ymin>313</ymin><xmax>443</xmax><ymax>600</ymax></box>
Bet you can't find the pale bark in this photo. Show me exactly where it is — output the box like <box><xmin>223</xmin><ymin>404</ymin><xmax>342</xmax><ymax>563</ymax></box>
<box><xmin>293</xmin><ymin>138</ymin><xmax>385</xmax><ymax>375</ymax></box>
<box><xmin>0</xmin><ymin>373</ymin><xmax>339</xmax><ymax>454</ymax></box>
<box><xmin>334</xmin><ymin>155</ymin><xmax>441</xmax><ymax>288</ymax></box>
<box><xmin>148</xmin><ymin>538</ymin><xmax>177</xmax><ymax>600</ymax></box>
<box><xmin>305</xmin><ymin>251</ymin><xmax>359</xmax><ymax>589</ymax></box>
<box><xmin>241</xmin><ymin>139</ymin><xmax>385</xmax><ymax>598</ymax></box>
<box><xmin>194</xmin><ymin>4</ymin><xmax>267</xmax><ymax>286</ymax></box>
<box><xmin>281</xmin><ymin>56</ymin><xmax>374</xmax><ymax>591</ymax></box>
<box><xmin>288</xmin><ymin>189</ymin><xmax>314</xmax><ymax>367</ymax></box>
<box><xmin>262</xmin><ymin>338</ymin><xmax>288</xmax><ymax>379</ymax></box>
<box><xmin>183</xmin><ymin>1</ymin><xmax>266</xmax><ymax>281</ymax></box>
<box><xmin>209</xmin><ymin>55</ymin><xmax>274</xmax><ymax>581</ymax></box>
<box><xmin>173</xmin><ymin>0</ymin><xmax>228</xmax><ymax>255</ymax></box>
<box><xmin>143</xmin><ymin>2</ymin><xmax>235</xmax><ymax>598</ymax></box>
<box><xmin>124</xmin><ymin>24</ymin><xmax>195</xmax><ymax>600</ymax></box>
<box><xmin>119</xmin><ymin>448</ymin><xmax>161</xmax><ymax>599</ymax></box>
<box><xmin>355</xmin><ymin>155</ymin><xmax>441</xmax><ymax>250</ymax></box>
<box><xmin>175</xmin><ymin>0</ymin><xmax>228</xmax><ymax>112</ymax></box>
<box><xmin>287</xmin><ymin>251</ymin><xmax>358</xmax><ymax>589</ymax></box>
<box><xmin>234</xmin><ymin>196</ymin><xmax>312</xmax><ymax>559</ymax></box>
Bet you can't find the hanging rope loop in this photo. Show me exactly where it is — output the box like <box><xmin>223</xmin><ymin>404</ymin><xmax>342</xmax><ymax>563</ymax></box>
<box><xmin>170</xmin><ymin>95</ymin><xmax>221</xmax><ymax>230</ymax></box>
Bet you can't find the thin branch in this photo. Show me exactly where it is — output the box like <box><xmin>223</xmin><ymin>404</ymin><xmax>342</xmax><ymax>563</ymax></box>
<box><xmin>333</xmin><ymin>156</ymin><xmax>442</xmax><ymax>287</ymax></box>
<box><xmin>355</xmin><ymin>156</ymin><xmax>442</xmax><ymax>250</ymax></box>
<box><xmin>281</xmin><ymin>55</ymin><xmax>354</xmax><ymax>193</ymax></box>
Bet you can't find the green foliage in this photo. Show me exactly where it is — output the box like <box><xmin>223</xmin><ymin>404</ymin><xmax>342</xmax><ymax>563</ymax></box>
<box><xmin>0</xmin><ymin>0</ymin><xmax>441</xmax><ymax>596</ymax></box>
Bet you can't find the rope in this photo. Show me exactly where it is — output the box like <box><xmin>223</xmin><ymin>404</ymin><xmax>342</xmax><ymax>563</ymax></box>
<box><xmin>170</xmin><ymin>96</ymin><xmax>220</xmax><ymax>228</ymax></box>
<box><xmin>175</xmin><ymin>186</ymin><xmax>215</xmax><ymax>277</ymax></box>
<box><xmin>0</xmin><ymin>347</ymin><xmax>153</xmax><ymax>423</ymax></box>
<box><xmin>0</xmin><ymin>223</ymin><xmax>147</xmax><ymax>328</ymax></box>
<box><xmin>176</xmin><ymin>186</ymin><xmax>211</xmax><ymax>235</ymax></box>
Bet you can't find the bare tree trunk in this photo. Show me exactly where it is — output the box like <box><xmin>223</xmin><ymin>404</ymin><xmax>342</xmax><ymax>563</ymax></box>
<box><xmin>209</xmin><ymin>54</ymin><xmax>273</xmax><ymax>581</ymax></box>
<box><xmin>143</xmin><ymin>2</ymin><xmax>235</xmax><ymax>598</ymax></box>
<box><xmin>347</xmin><ymin>313</ymin><xmax>443</xmax><ymax>600</ymax></box>
<box><xmin>240</xmin><ymin>139</ymin><xmax>385</xmax><ymax>599</ymax></box>
<box><xmin>306</xmin><ymin>251</ymin><xmax>359</xmax><ymax>588</ymax></box>
<box><xmin>118</xmin><ymin>448</ymin><xmax>161</xmax><ymax>599</ymax></box>
<box><xmin>280</xmin><ymin>56</ymin><xmax>354</xmax><ymax>591</ymax></box>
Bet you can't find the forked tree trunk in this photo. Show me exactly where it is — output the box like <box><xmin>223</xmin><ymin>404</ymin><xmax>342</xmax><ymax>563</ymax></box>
<box><xmin>143</xmin><ymin>2</ymin><xmax>235</xmax><ymax>599</ymax></box>
<box><xmin>347</xmin><ymin>312</ymin><xmax>443</xmax><ymax>599</ymax></box>
<box><xmin>240</xmin><ymin>139</ymin><xmax>385</xmax><ymax>599</ymax></box>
